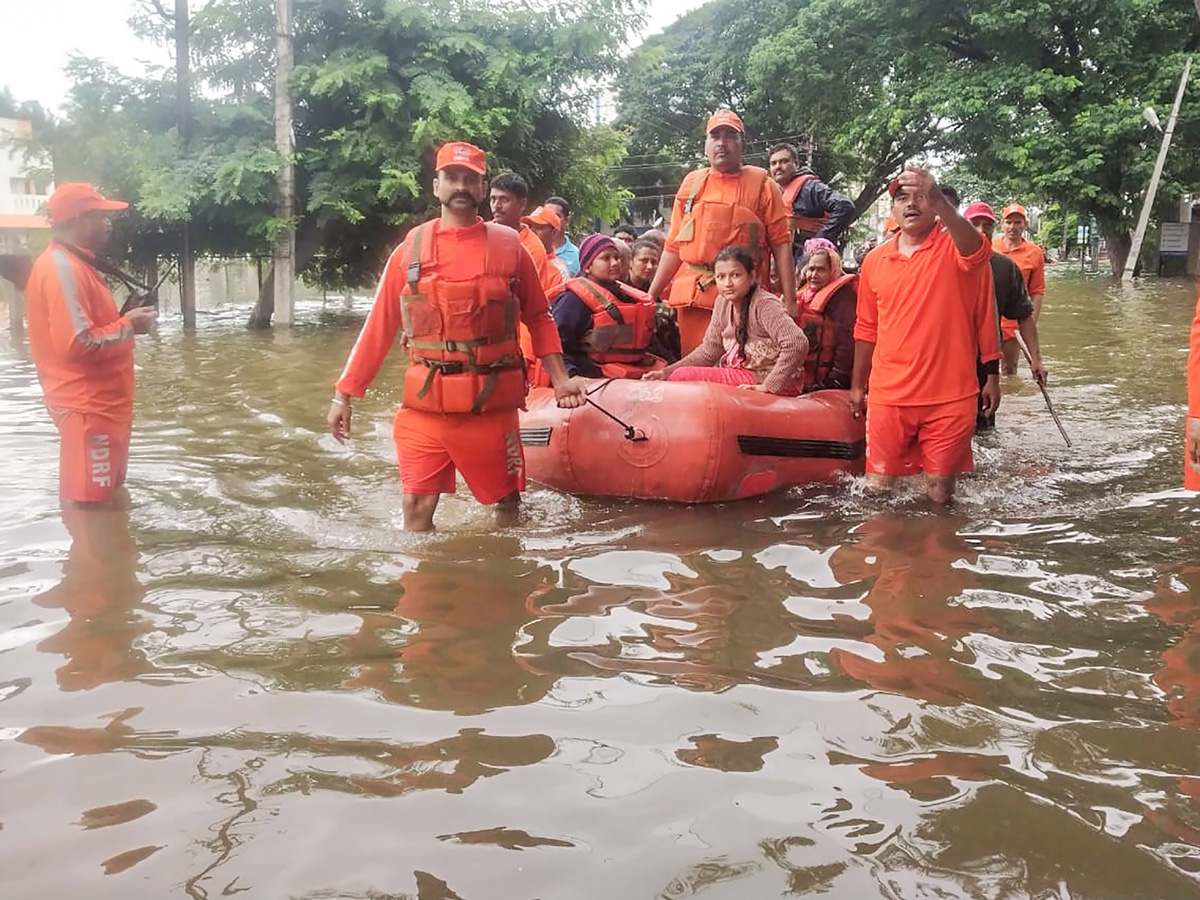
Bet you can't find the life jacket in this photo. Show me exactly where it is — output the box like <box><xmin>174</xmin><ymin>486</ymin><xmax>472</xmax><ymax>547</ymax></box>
<box><xmin>570</xmin><ymin>277</ymin><xmax>657</xmax><ymax>362</ymax></box>
<box><xmin>781</xmin><ymin>172</ymin><xmax>829</xmax><ymax>239</ymax></box>
<box><xmin>797</xmin><ymin>272</ymin><xmax>857</xmax><ymax>388</ymax></box>
<box><xmin>668</xmin><ymin>166</ymin><xmax>771</xmax><ymax>311</ymax></box>
<box><xmin>527</xmin><ymin>279</ymin><xmax>665</xmax><ymax>386</ymax></box>
<box><xmin>398</xmin><ymin>221</ymin><xmax>527</xmax><ymax>415</ymax></box>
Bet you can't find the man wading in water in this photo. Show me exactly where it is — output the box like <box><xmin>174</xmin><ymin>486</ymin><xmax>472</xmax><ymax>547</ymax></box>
<box><xmin>851</xmin><ymin>168</ymin><xmax>1001</xmax><ymax>505</ymax></box>
<box><xmin>328</xmin><ymin>142</ymin><xmax>585</xmax><ymax>531</ymax></box>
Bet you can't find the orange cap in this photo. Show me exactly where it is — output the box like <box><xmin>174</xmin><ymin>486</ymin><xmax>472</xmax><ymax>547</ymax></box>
<box><xmin>521</xmin><ymin>205</ymin><xmax>562</xmax><ymax>230</ymax></box>
<box><xmin>434</xmin><ymin>141</ymin><xmax>487</xmax><ymax>176</ymax></box>
<box><xmin>884</xmin><ymin>216</ymin><xmax>900</xmax><ymax>232</ymax></box>
<box><xmin>706</xmin><ymin>109</ymin><xmax>744</xmax><ymax>134</ymax></box>
<box><xmin>46</xmin><ymin>183</ymin><xmax>128</xmax><ymax>224</ymax></box>
<box><xmin>1001</xmin><ymin>203</ymin><xmax>1027</xmax><ymax>221</ymax></box>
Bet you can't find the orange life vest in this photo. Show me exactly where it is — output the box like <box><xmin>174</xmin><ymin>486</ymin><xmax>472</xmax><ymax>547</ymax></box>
<box><xmin>569</xmin><ymin>277</ymin><xmax>657</xmax><ymax>363</ymax></box>
<box><xmin>781</xmin><ymin>172</ymin><xmax>829</xmax><ymax>239</ymax></box>
<box><xmin>797</xmin><ymin>273</ymin><xmax>857</xmax><ymax>388</ymax></box>
<box><xmin>399</xmin><ymin>221</ymin><xmax>527</xmax><ymax>415</ymax></box>
<box><xmin>669</xmin><ymin>166</ymin><xmax>771</xmax><ymax>311</ymax></box>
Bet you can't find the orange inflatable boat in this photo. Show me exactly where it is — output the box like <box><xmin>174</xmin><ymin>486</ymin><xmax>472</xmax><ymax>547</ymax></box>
<box><xmin>519</xmin><ymin>380</ymin><xmax>864</xmax><ymax>502</ymax></box>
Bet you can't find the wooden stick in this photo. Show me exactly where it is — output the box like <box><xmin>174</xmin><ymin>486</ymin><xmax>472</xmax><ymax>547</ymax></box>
<box><xmin>1014</xmin><ymin>333</ymin><xmax>1072</xmax><ymax>447</ymax></box>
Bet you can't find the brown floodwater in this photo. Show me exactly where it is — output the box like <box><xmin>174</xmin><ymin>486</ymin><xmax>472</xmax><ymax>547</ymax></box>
<box><xmin>2</xmin><ymin>270</ymin><xmax>1200</xmax><ymax>899</ymax></box>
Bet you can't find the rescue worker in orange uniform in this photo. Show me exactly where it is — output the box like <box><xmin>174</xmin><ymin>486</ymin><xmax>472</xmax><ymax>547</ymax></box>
<box><xmin>1186</xmin><ymin>284</ymin><xmax>1200</xmax><ymax>491</ymax></box>
<box><xmin>795</xmin><ymin>238</ymin><xmax>857</xmax><ymax>391</ymax></box>
<box><xmin>328</xmin><ymin>142</ymin><xmax>586</xmax><ymax>532</ymax></box>
<box><xmin>488</xmin><ymin>171</ymin><xmax>564</xmax><ymax>300</ymax></box>
<box><xmin>647</xmin><ymin>110</ymin><xmax>795</xmax><ymax>355</ymax></box>
<box><xmin>992</xmin><ymin>202</ymin><xmax>1046</xmax><ymax>375</ymax></box>
<box><xmin>768</xmin><ymin>143</ymin><xmax>856</xmax><ymax>258</ymax></box>
<box><xmin>962</xmin><ymin>201</ymin><xmax>1048</xmax><ymax>431</ymax></box>
<box><xmin>25</xmin><ymin>183</ymin><xmax>158</xmax><ymax>505</ymax></box>
<box><xmin>522</xmin><ymin>205</ymin><xmax>571</xmax><ymax>284</ymax></box>
<box><xmin>549</xmin><ymin>233</ymin><xmax>666</xmax><ymax>379</ymax></box>
<box><xmin>851</xmin><ymin>168</ymin><xmax>1001</xmax><ymax>505</ymax></box>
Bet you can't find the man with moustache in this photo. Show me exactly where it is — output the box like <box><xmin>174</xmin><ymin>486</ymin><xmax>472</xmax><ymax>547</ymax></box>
<box><xmin>329</xmin><ymin>142</ymin><xmax>585</xmax><ymax>531</ymax></box>
<box><xmin>851</xmin><ymin>168</ymin><xmax>1001</xmax><ymax>505</ymax></box>
<box><xmin>768</xmin><ymin>142</ymin><xmax>856</xmax><ymax>256</ymax></box>
<box><xmin>646</xmin><ymin>110</ymin><xmax>795</xmax><ymax>353</ymax></box>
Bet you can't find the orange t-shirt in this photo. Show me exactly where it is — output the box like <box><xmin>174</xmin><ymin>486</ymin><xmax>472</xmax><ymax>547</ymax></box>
<box><xmin>335</xmin><ymin>217</ymin><xmax>562</xmax><ymax>398</ymax></box>
<box><xmin>26</xmin><ymin>242</ymin><xmax>136</xmax><ymax>421</ymax></box>
<box><xmin>993</xmin><ymin>236</ymin><xmax>1046</xmax><ymax>296</ymax></box>
<box><xmin>664</xmin><ymin>166</ymin><xmax>792</xmax><ymax>257</ymax></box>
<box><xmin>519</xmin><ymin>224</ymin><xmax>564</xmax><ymax>299</ymax></box>
<box><xmin>855</xmin><ymin>229</ymin><xmax>1000</xmax><ymax>406</ymax></box>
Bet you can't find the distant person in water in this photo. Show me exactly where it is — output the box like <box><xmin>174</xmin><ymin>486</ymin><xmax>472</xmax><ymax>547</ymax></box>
<box><xmin>962</xmin><ymin>201</ymin><xmax>1047</xmax><ymax>431</ymax></box>
<box><xmin>644</xmin><ymin>245</ymin><xmax>807</xmax><ymax>394</ymax></box>
<box><xmin>993</xmin><ymin>203</ymin><xmax>1046</xmax><ymax>375</ymax></box>
<box><xmin>25</xmin><ymin>183</ymin><xmax>158</xmax><ymax>505</ymax></box>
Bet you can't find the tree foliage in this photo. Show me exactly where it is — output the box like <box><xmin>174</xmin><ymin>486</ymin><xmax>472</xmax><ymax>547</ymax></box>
<box><xmin>618</xmin><ymin>0</ymin><xmax>1200</xmax><ymax>271</ymax></box>
<box><xmin>9</xmin><ymin>0</ymin><xmax>642</xmax><ymax>319</ymax></box>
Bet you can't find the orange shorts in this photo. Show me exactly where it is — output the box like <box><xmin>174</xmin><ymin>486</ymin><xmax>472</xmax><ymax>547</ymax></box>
<box><xmin>51</xmin><ymin>410</ymin><xmax>131</xmax><ymax>503</ymax></box>
<box><xmin>393</xmin><ymin>407</ymin><xmax>524</xmax><ymax>504</ymax></box>
<box><xmin>1000</xmin><ymin>317</ymin><xmax>1019</xmax><ymax>341</ymax></box>
<box><xmin>866</xmin><ymin>397</ymin><xmax>976</xmax><ymax>477</ymax></box>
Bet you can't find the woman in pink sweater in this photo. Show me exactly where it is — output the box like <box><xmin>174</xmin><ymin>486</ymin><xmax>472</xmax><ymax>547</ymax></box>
<box><xmin>643</xmin><ymin>246</ymin><xmax>808</xmax><ymax>395</ymax></box>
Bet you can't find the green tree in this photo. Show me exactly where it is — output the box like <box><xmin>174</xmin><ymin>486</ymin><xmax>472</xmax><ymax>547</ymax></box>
<box><xmin>15</xmin><ymin>0</ymin><xmax>641</xmax><ymax>324</ymax></box>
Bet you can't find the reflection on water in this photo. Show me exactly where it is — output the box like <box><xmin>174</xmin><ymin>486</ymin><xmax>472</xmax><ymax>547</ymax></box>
<box><xmin>3</xmin><ymin>277</ymin><xmax>1200</xmax><ymax>898</ymax></box>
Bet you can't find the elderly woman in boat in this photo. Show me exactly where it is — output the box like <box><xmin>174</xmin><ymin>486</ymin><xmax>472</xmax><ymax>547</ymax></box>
<box><xmin>643</xmin><ymin>245</ymin><xmax>808</xmax><ymax>395</ymax></box>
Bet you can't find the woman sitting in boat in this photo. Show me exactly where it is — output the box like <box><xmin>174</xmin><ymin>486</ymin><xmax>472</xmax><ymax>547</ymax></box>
<box><xmin>549</xmin><ymin>233</ymin><xmax>668</xmax><ymax>380</ymax></box>
<box><xmin>642</xmin><ymin>245</ymin><xmax>807</xmax><ymax>394</ymax></box>
<box><xmin>796</xmin><ymin>238</ymin><xmax>858</xmax><ymax>391</ymax></box>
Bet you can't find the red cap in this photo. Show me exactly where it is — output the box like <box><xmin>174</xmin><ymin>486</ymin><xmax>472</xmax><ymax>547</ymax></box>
<box><xmin>1002</xmin><ymin>203</ymin><xmax>1027</xmax><ymax>221</ymax></box>
<box><xmin>434</xmin><ymin>142</ymin><xmax>487</xmax><ymax>176</ymax></box>
<box><xmin>46</xmin><ymin>183</ymin><xmax>128</xmax><ymax>224</ymax></box>
<box><xmin>521</xmin><ymin>206</ymin><xmax>562</xmax><ymax>230</ymax></box>
<box><xmin>963</xmin><ymin>201</ymin><xmax>997</xmax><ymax>223</ymax></box>
<box><xmin>706</xmin><ymin>109</ymin><xmax>744</xmax><ymax>134</ymax></box>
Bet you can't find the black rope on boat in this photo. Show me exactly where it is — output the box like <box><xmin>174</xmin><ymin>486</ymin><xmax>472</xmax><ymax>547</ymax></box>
<box><xmin>583</xmin><ymin>379</ymin><xmax>647</xmax><ymax>442</ymax></box>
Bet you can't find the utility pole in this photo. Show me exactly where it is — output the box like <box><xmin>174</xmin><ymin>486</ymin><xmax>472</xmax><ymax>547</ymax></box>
<box><xmin>273</xmin><ymin>0</ymin><xmax>295</xmax><ymax>326</ymax></box>
<box><xmin>175</xmin><ymin>0</ymin><xmax>196</xmax><ymax>327</ymax></box>
<box><xmin>1124</xmin><ymin>55</ymin><xmax>1192</xmax><ymax>281</ymax></box>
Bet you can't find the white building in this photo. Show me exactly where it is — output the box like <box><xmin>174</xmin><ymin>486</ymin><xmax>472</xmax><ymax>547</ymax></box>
<box><xmin>0</xmin><ymin>117</ymin><xmax>52</xmax><ymax>254</ymax></box>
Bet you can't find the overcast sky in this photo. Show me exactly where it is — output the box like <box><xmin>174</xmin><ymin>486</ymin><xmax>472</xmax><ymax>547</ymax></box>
<box><xmin>1</xmin><ymin>0</ymin><xmax>705</xmax><ymax>112</ymax></box>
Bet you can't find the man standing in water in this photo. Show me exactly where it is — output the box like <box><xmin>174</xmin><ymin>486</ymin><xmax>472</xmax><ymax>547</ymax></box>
<box><xmin>26</xmin><ymin>183</ymin><xmax>158</xmax><ymax>505</ymax></box>
<box><xmin>328</xmin><ymin>142</ymin><xmax>585</xmax><ymax>531</ymax></box>
<box><xmin>646</xmin><ymin>110</ymin><xmax>795</xmax><ymax>353</ymax></box>
<box><xmin>962</xmin><ymin>201</ymin><xmax>1048</xmax><ymax>431</ymax></box>
<box><xmin>851</xmin><ymin>168</ymin><xmax>1000</xmax><ymax>505</ymax></box>
<box><xmin>992</xmin><ymin>203</ymin><xmax>1046</xmax><ymax>375</ymax></box>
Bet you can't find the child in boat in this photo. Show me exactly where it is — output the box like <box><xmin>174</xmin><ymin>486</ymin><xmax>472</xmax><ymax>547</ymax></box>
<box><xmin>550</xmin><ymin>233</ymin><xmax>667</xmax><ymax>379</ymax></box>
<box><xmin>643</xmin><ymin>245</ymin><xmax>808</xmax><ymax>394</ymax></box>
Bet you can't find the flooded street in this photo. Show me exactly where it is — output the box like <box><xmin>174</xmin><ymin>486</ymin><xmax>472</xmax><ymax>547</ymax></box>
<box><xmin>3</xmin><ymin>271</ymin><xmax>1200</xmax><ymax>899</ymax></box>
